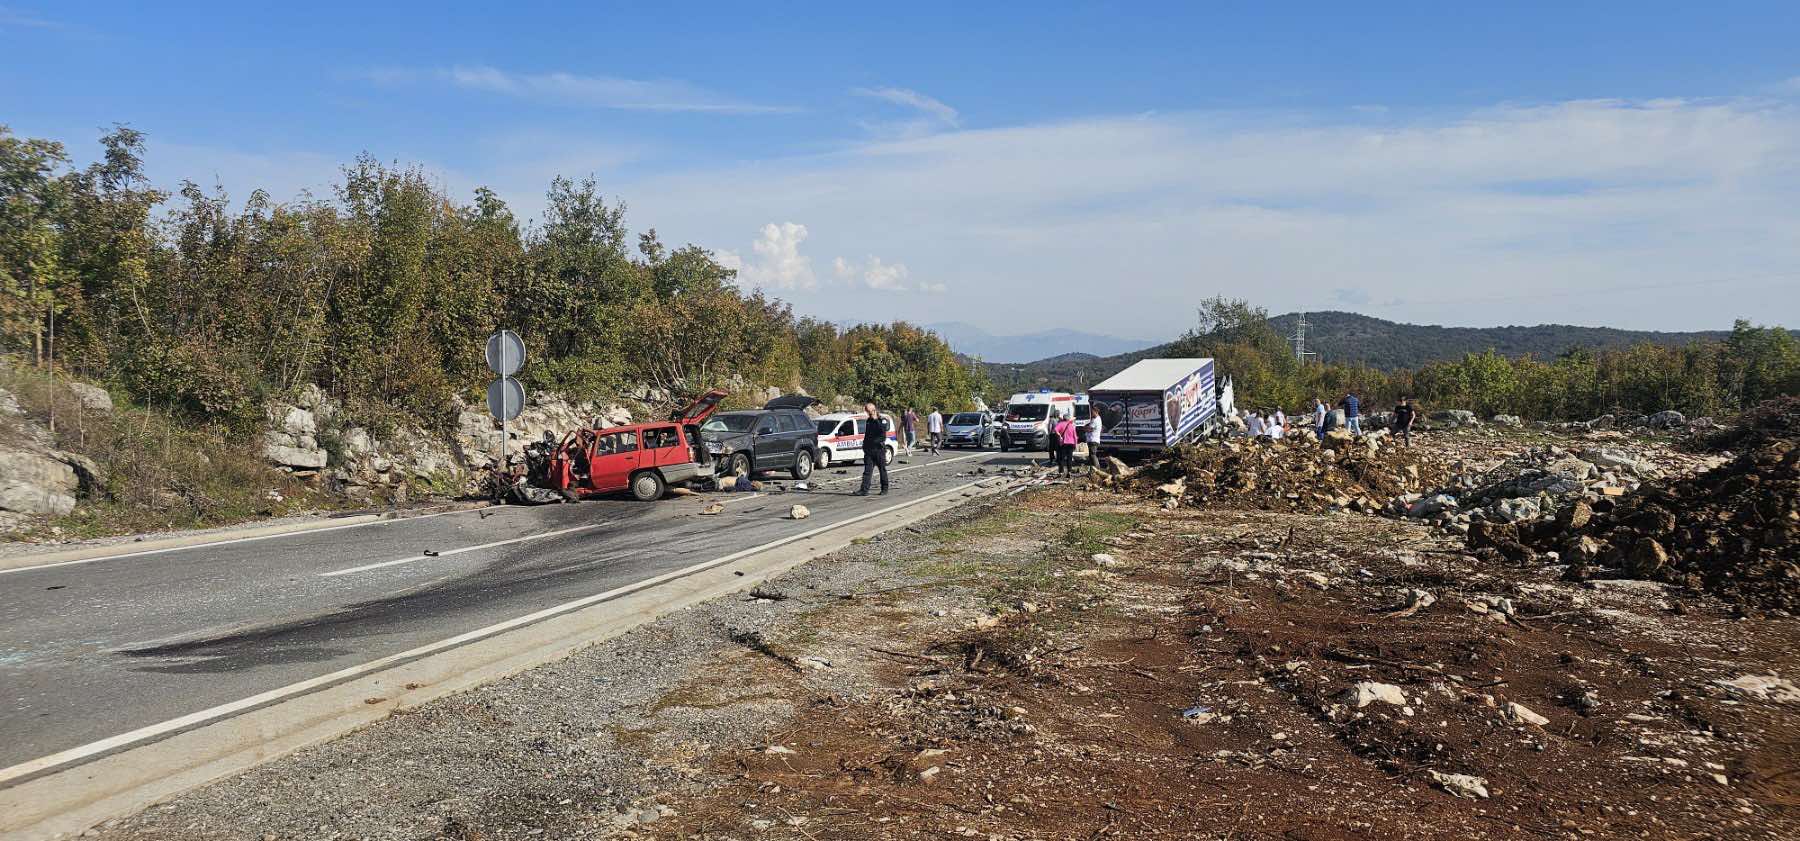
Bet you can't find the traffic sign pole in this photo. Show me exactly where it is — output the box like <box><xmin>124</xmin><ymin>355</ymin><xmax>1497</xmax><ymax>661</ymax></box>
<box><xmin>486</xmin><ymin>331</ymin><xmax>527</xmax><ymax>484</ymax></box>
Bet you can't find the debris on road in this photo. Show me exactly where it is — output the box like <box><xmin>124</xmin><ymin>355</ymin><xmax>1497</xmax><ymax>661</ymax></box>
<box><xmin>786</xmin><ymin>504</ymin><xmax>810</xmax><ymax>520</ymax></box>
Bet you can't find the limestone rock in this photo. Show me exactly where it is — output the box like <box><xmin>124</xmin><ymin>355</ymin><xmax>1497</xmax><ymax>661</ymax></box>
<box><xmin>1345</xmin><ymin>681</ymin><xmax>1406</xmax><ymax>708</ymax></box>
<box><xmin>66</xmin><ymin>381</ymin><xmax>113</xmax><ymax>412</ymax></box>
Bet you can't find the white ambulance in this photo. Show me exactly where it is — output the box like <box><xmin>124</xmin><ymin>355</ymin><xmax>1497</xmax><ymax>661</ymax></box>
<box><xmin>999</xmin><ymin>390</ymin><xmax>1076</xmax><ymax>451</ymax></box>
<box><xmin>813</xmin><ymin>411</ymin><xmax>900</xmax><ymax>468</ymax></box>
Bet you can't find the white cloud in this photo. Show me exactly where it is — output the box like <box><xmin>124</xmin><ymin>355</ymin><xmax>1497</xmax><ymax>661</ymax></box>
<box><xmin>624</xmin><ymin>97</ymin><xmax>1800</xmax><ymax>336</ymax></box>
<box><xmin>365</xmin><ymin>65</ymin><xmax>797</xmax><ymax>114</ymax></box>
<box><xmin>832</xmin><ymin>255</ymin><xmax>930</xmax><ymax>291</ymax></box>
<box><xmin>853</xmin><ymin>87</ymin><xmax>960</xmax><ymax>126</ymax></box>
<box><xmin>720</xmin><ymin>223</ymin><xmax>817</xmax><ymax>291</ymax></box>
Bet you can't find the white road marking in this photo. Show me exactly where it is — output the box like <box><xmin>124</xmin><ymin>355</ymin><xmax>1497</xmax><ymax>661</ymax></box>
<box><xmin>712</xmin><ymin>450</ymin><xmax>991</xmax><ymax>507</ymax></box>
<box><xmin>318</xmin><ymin>524</ymin><xmax>605</xmax><ymax>577</ymax></box>
<box><xmin>0</xmin><ymin>478</ymin><xmax>991</xmax><ymax>786</ymax></box>
<box><xmin>0</xmin><ymin>509</ymin><xmax>477</xmax><ymax>577</ymax></box>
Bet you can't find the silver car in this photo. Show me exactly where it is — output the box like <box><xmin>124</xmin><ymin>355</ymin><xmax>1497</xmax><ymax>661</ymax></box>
<box><xmin>943</xmin><ymin>411</ymin><xmax>997</xmax><ymax>448</ymax></box>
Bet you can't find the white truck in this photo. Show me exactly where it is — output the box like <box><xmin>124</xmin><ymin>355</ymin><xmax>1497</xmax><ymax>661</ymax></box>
<box><xmin>1087</xmin><ymin>358</ymin><xmax>1222</xmax><ymax>457</ymax></box>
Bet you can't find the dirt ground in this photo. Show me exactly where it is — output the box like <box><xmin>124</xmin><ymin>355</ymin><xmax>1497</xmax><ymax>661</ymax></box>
<box><xmin>624</xmin><ymin>487</ymin><xmax>1798</xmax><ymax>839</ymax></box>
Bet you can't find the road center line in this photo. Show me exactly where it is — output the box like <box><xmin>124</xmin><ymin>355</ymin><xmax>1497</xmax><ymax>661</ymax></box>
<box><xmin>0</xmin><ymin>477</ymin><xmax>992</xmax><ymax>787</ymax></box>
<box><xmin>318</xmin><ymin>524</ymin><xmax>605</xmax><ymax>577</ymax></box>
<box><xmin>0</xmin><ymin>509</ymin><xmax>477</xmax><ymax>577</ymax></box>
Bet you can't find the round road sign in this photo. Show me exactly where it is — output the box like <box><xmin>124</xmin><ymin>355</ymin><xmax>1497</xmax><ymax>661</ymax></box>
<box><xmin>485</xmin><ymin>329</ymin><xmax>525</xmax><ymax>377</ymax></box>
<box><xmin>487</xmin><ymin>376</ymin><xmax>526</xmax><ymax>422</ymax></box>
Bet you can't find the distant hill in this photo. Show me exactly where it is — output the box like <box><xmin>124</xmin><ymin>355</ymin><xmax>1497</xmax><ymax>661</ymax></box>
<box><xmin>1265</xmin><ymin>311</ymin><xmax>1728</xmax><ymax>370</ymax></box>
<box><xmin>927</xmin><ymin>322</ymin><xmax>1152</xmax><ymax>363</ymax></box>
<box><xmin>981</xmin><ymin>311</ymin><xmax>1733</xmax><ymax>397</ymax></box>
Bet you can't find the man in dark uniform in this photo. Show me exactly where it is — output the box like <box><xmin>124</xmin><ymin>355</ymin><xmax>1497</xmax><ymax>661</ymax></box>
<box><xmin>855</xmin><ymin>402</ymin><xmax>890</xmax><ymax>496</ymax></box>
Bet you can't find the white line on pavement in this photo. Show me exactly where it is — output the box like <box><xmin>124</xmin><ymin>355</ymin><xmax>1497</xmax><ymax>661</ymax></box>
<box><xmin>0</xmin><ymin>477</ymin><xmax>990</xmax><ymax>787</ymax></box>
<box><xmin>318</xmin><ymin>524</ymin><xmax>606</xmax><ymax>577</ymax></box>
<box><xmin>0</xmin><ymin>509</ymin><xmax>477</xmax><ymax>577</ymax></box>
<box><xmin>712</xmin><ymin>450</ymin><xmax>991</xmax><ymax>507</ymax></box>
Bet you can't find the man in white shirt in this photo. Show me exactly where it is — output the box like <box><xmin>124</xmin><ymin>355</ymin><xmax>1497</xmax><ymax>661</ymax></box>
<box><xmin>1247</xmin><ymin>411</ymin><xmax>1265</xmax><ymax>438</ymax></box>
<box><xmin>926</xmin><ymin>407</ymin><xmax>944</xmax><ymax>454</ymax></box>
<box><xmin>1312</xmin><ymin>399</ymin><xmax>1327</xmax><ymax>438</ymax></box>
<box><xmin>1268</xmin><ymin>410</ymin><xmax>1285</xmax><ymax>440</ymax></box>
<box><xmin>1085</xmin><ymin>410</ymin><xmax>1104</xmax><ymax>469</ymax></box>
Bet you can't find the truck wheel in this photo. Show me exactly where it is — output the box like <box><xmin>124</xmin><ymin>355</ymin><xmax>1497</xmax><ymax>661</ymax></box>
<box><xmin>792</xmin><ymin>450</ymin><xmax>815</xmax><ymax>480</ymax></box>
<box><xmin>629</xmin><ymin>470</ymin><xmax>666</xmax><ymax>501</ymax></box>
<box><xmin>728</xmin><ymin>452</ymin><xmax>752</xmax><ymax>478</ymax></box>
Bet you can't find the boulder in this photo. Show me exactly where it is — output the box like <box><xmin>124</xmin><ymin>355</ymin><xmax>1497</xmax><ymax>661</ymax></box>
<box><xmin>0</xmin><ymin>448</ymin><xmax>80</xmax><ymax>516</ymax></box>
<box><xmin>1430</xmin><ymin>770</ymin><xmax>1490</xmax><ymax>799</ymax></box>
<box><xmin>1432</xmin><ymin>409</ymin><xmax>1479</xmax><ymax>426</ymax></box>
<box><xmin>341</xmin><ymin>426</ymin><xmax>376</xmax><ymax>458</ymax></box>
<box><xmin>1321</xmin><ymin>429</ymin><xmax>1356</xmax><ymax>450</ymax></box>
<box><xmin>1491</xmin><ymin>414</ymin><xmax>1522</xmax><ymax>427</ymax></box>
<box><xmin>66</xmin><ymin>381</ymin><xmax>113</xmax><ymax>412</ymax></box>
<box><xmin>275</xmin><ymin>406</ymin><xmax>316</xmax><ymax>437</ymax></box>
<box><xmin>1506</xmin><ymin>701</ymin><xmax>1550</xmax><ymax>727</ymax></box>
<box><xmin>264</xmin><ymin>443</ymin><xmax>328</xmax><ymax>470</ymax></box>
<box><xmin>1646</xmin><ymin>410</ymin><xmax>1688</xmax><ymax>430</ymax></box>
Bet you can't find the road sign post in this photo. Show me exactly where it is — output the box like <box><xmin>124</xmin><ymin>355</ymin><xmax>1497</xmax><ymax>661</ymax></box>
<box><xmin>486</xmin><ymin>331</ymin><xmax>527</xmax><ymax>479</ymax></box>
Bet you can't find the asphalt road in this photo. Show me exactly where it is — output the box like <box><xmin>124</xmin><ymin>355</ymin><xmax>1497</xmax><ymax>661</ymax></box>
<box><xmin>0</xmin><ymin>447</ymin><xmax>1042</xmax><ymax>771</ymax></box>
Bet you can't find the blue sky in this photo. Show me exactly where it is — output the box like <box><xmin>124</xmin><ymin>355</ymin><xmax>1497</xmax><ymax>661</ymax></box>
<box><xmin>4</xmin><ymin>2</ymin><xmax>1799</xmax><ymax>340</ymax></box>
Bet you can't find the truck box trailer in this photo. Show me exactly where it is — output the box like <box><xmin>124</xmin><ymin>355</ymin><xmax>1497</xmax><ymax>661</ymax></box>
<box><xmin>1088</xmin><ymin>358</ymin><xmax>1219</xmax><ymax>455</ymax></box>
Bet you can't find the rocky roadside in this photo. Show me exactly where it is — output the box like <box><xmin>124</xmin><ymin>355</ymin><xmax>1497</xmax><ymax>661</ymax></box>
<box><xmin>86</xmin><ymin>456</ymin><xmax>1798</xmax><ymax>841</ymax></box>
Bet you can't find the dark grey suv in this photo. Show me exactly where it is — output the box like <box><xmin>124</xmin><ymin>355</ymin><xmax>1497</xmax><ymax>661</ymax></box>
<box><xmin>698</xmin><ymin>396</ymin><xmax>820</xmax><ymax>480</ymax></box>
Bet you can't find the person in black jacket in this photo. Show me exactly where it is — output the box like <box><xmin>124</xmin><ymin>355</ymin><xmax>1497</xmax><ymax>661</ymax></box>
<box><xmin>855</xmin><ymin>402</ymin><xmax>890</xmax><ymax>496</ymax></box>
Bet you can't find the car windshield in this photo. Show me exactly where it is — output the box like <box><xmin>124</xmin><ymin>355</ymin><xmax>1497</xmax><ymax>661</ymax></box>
<box><xmin>1075</xmin><ymin>404</ymin><xmax>1092</xmax><ymax>420</ymax></box>
<box><xmin>950</xmin><ymin>413</ymin><xmax>981</xmax><ymax>425</ymax></box>
<box><xmin>1008</xmin><ymin>404</ymin><xmax>1048</xmax><ymax>421</ymax></box>
<box><xmin>816</xmin><ymin>419</ymin><xmax>843</xmax><ymax>435</ymax></box>
<box><xmin>701</xmin><ymin>414</ymin><xmax>759</xmax><ymax>433</ymax></box>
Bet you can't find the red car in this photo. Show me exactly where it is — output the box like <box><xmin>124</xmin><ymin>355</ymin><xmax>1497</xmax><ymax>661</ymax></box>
<box><xmin>543</xmin><ymin>390</ymin><xmax>725</xmax><ymax>501</ymax></box>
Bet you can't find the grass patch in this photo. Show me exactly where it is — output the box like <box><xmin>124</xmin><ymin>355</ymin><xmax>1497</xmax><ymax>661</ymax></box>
<box><xmin>1059</xmin><ymin>510</ymin><xmax>1140</xmax><ymax>555</ymax></box>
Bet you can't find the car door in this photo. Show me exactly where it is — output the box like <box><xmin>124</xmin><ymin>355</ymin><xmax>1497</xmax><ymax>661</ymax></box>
<box><xmin>590</xmin><ymin>429</ymin><xmax>640</xmax><ymax>492</ymax></box>
<box><xmin>752</xmin><ymin>412</ymin><xmax>786</xmax><ymax>467</ymax></box>
<box><xmin>643</xmin><ymin>424</ymin><xmax>683</xmax><ymax>467</ymax></box>
<box><xmin>777</xmin><ymin>412</ymin><xmax>809</xmax><ymax>465</ymax></box>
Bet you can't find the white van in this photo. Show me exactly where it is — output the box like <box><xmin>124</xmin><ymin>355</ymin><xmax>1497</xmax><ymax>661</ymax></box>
<box><xmin>1000</xmin><ymin>390</ymin><xmax>1075</xmax><ymax>451</ymax></box>
<box><xmin>813</xmin><ymin>412</ymin><xmax>899</xmax><ymax>467</ymax></box>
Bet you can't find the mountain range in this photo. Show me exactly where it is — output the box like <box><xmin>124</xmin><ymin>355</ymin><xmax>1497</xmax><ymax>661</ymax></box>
<box><xmin>925</xmin><ymin>322</ymin><xmax>1154</xmax><ymax>363</ymax></box>
<box><xmin>978</xmin><ymin>311</ymin><xmax>1735</xmax><ymax>395</ymax></box>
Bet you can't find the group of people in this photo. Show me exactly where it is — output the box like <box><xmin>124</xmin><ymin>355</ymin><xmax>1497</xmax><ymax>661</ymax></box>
<box><xmin>1238</xmin><ymin>393</ymin><xmax>1419</xmax><ymax>445</ymax></box>
<box><xmin>1040</xmin><ymin>410</ymin><xmax>1102</xmax><ymax>477</ymax></box>
<box><xmin>898</xmin><ymin>406</ymin><xmax>945</xmax><ymax>455</ymax></box>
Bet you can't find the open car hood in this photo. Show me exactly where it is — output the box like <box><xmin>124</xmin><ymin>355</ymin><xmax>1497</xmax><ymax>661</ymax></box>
<box><xmin>672</xmin><ymin>389</ymin><xmax>729</xmax><ymax>424</ymax></box>
<box><xmin>763</xmin><ymin>394</ymin><xmax>821</xmax><ymax>411</ymax></box>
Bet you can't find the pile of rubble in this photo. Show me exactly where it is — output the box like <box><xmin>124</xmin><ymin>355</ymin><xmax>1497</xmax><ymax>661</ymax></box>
<box><xmin>1390</xmin><ymin>442</ymin><xmax>1667</xmax><ymax>533</ymax></box>
<box><xmin>1508</xmin><ymin>423</ymin><xmax>1800</xmax><ymax>611</ymax></box>
<box><xmin>1099</xmin><ymin>431</ymin><xmax>1445</xmax><ymax>514</ymax></box>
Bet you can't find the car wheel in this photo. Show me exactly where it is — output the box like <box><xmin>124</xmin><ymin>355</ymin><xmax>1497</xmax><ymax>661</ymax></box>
<box><xmin>816</xmin><ymin>448</ymin><xmax>832</xmax><ymax>469</ymax></box>
<box><xmin>629</xmin><ymin>470</ymin><xmax>666</xmax><ymax>501</ymax></box>
<box><xmin>881</xmin><ymin>445</ymin><xmax>895</xmax><ymax>465</ymax></box>
<box><xmin>728</xmin><ymin>452</ymin><xmax>752</xmax><ymax>478</ymax></box>
<box><xmin>792</xmin><ymin>450</ymin><xmax>815</xmax><ymax>480</ymax></box>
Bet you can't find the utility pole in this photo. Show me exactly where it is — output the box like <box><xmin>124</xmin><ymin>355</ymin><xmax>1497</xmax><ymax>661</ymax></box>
<box><xmin>1290</xmin><ymin>312</ymin><xmax>1317</xmax><ymax>365</ymax></box>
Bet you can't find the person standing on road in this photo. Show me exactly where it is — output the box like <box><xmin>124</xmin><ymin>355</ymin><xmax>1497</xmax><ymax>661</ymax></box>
<box><xmin>1053</xmin><ymin>412</ymin><xmax>1078</xmax><ymax>476</ymax></box>
<box><xmin>1394</xmin><ymin>396</ymin><xmax>1417</xmax><ymax>447</ymax></box>
<box><xmin>1085</xmin><ymin>406</ymin><xmax>1104</xmax><ymax>469</ymax></box>
<box><xmin>1312</xmin><ymin>398</ymin><xmax>1327</xmax><ymax>439</ymax></box>
<box><xmin>901</xmin><ymin>407</ymin><xmax>918</xmax><ymax>455</ymax></box>
<box><xmin>1341</xmin><ymin>393</ymin><xmax>1362</xmax><ymax>435</ymax></box>
<box><xmin>855</xmin><ymin>403</ymin><xmax>891</xmax><ymax>496</ymax></box>
<box><xmin>927</xmin><ymin>406</ymin><xmax>944</xmax><ymax>453</ymax></box>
